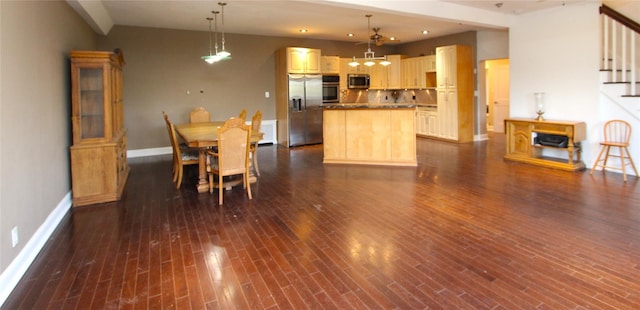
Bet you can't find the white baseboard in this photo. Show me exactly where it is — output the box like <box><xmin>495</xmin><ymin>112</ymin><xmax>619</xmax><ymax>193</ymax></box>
<box><xmin>0</xmin><ymin>192</ymin><xmax>72</xmax><ymax>307</ymax></box>
<box><xmin>128</xmin><ymin>146</ymin><xmax>172</xmax><ymax>158</ymax></box>
<box><xmin>475</xmin><ymin>134</ymin><xmax>489</xmax><ymax>141</ymax></box>
<box><xmin>127</xmin><ymin>120</ymin><xmax>278</xmax><ymax>159</ymax></box>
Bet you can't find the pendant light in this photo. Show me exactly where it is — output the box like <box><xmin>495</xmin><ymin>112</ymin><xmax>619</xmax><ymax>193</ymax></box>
<box><xmin>216</xmin><ymin>2</ymin><xmax>231</xmax><ymax>60</ymax></box>
<box><xmin>349</xmin><ymin>14</ymin><xmax>390</xmax><ymax>67</ymax></box>
<box><xmin>201</xmin><ymin>12</ymin><xmax>222</xmax><ymax>64</ymax></box>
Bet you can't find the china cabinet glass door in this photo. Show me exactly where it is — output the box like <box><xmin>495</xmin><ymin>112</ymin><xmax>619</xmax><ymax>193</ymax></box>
<box><xmin>78</xmin><ymin>67</ymin><xmax>105</xmax><ymax>140</ymax></box>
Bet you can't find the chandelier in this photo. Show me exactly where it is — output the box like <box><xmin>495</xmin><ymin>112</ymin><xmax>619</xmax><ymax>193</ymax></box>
<box><xmin>216</xmin><ymin>2</ymin><xmax>231</xmax><ymax>59</ymax></box>
<box><xmin>349</xmin><ymin>14</ymin><xmax>390</xmax><ymax>67</ymax></box>
<box><xmin>201</xmin><ymin>12</ymin><xmax>221</xmax><ymax>64</ymax></box>
<box><xmin>201</xmin><ymin>2</ymin><xmax>231</xmax><ymax>64</ymax></box>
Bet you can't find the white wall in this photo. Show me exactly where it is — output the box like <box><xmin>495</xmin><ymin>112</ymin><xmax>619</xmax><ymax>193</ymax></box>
<box><xmin>0</xmin><ymin>0</ymin><xmax>96</xmax><ymax>303</ymax></box>
<box><xmin>476</xmin><ymin>30</ymin><xmax>509</xmax><ymax>137</ymax></box>
<box><xmin>477</xmin><ymin>30</ymin><xmax>509</xmax><ymax>61</ymax></box>
<box><xmin>510</xmin><ymin>2</ymin><xmax>602</xmax><ymax>161</ymax></box>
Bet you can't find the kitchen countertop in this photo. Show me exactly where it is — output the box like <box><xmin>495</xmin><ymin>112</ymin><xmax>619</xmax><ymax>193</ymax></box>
<box><xmin>323</xmin><ymin>103</ymin><xmax>418</xmax><ymax>109</ymax></box>
<box><xmin>417</xmin><ymin>104</ymin><xmax>437</xmax><ymax>109</ymax></box>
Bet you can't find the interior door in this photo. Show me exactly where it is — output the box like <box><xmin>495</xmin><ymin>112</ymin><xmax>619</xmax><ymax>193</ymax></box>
<box><xmin>490</xmin><ymin>59</ymin><xmax>510</xmax><ymax>133</ymax></box>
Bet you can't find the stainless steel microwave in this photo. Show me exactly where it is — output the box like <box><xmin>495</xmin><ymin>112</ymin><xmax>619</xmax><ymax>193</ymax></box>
<box><xmin>347</xmin><ymin>74</ymin><xmax>370</xmax><ymax>89</ymax></box>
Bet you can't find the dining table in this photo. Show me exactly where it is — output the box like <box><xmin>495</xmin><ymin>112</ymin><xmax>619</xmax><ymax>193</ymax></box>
<box><xmin>175</xmin><ymin>121</ymin><xmax>264</xmax><ymax>193</ymax></box>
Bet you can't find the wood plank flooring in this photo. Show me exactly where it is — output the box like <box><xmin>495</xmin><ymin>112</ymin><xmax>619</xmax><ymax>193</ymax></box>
<box><xmin>3</xmin><ymin>134</ymin><xmax>640</xmax><ymax>309</ymax></box>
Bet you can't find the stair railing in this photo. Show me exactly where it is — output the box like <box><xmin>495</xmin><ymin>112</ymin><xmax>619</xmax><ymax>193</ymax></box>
<box><xmin>601</xmin><ymin>5</ymin><xmax>639</xmax><ymax>96</ymax></box>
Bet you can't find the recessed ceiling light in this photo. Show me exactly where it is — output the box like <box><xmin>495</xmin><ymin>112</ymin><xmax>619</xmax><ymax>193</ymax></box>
<box><xmin>347</xmin><ymin>33</ymin><xmax>354</xmax><ymax>37</ymax></box>
<box><xmin>422</xmin><ymin>30</ymin><xmax>429</xmax><ymax>35</ymax></box>
<box><xmin>299</xmin><ymin>29</ymin><xmax>308</xmax><ymax>33</ymax></box>
<box><xmin>389</xmin><ymin>37</ymin><xmax>397</xmax><ymax>41</ymax></box>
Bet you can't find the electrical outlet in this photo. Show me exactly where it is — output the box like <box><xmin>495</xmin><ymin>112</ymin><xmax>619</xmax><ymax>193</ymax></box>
<box><xmin>11</xmin><ymin>226</ymin><xmax>18</xmax><ymax>247</ymax></box>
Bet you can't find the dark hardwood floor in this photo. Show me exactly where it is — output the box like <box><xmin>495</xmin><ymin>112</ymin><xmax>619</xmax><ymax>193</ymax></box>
<box><xmin>4</xmin><ymin>134</ymin><xmax>640</xmax><ymax>309</ymax></box>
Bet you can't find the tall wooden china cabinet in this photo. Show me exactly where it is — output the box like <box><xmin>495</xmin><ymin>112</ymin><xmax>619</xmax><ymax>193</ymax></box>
<box><xmin>69</xmin><ymin>49</ymin><xmax>129</xmax><ymax>207</ymax></box>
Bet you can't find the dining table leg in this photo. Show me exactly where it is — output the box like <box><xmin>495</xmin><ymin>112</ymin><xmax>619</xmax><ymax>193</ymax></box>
<box><xmin>196</xmin><ymin>149</ymin><xmax>210</xmax><ymax>193</ymax></box>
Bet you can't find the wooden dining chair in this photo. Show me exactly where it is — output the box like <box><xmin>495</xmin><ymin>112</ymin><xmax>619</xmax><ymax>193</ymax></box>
<box><xmin>249</xmin><ymin>110</ymin><xmax>263</xmax><ymax>176</ymax></box>
<box><xmin>238</xmin><ymin>109</ymin><xmax>247</xmax><ymax>120</ymax></box>
<box><xmin>189</xmin><ymin>106</ymin><xmax>211</xmax><ymax>123</ymax></box>
<box><xmin>590</xmin><ymin>119</ymin><xmax>638</xmax><ymax>181</ymax></box>
<box><xmin>163</xmin><ymin>112</ymin><xmax>199</xmax><ymax>188</ymax></box>
<box><xmin>206</xmin><ymin>117</ymin><xmax>252</xmax><ymax>205</ymax></box>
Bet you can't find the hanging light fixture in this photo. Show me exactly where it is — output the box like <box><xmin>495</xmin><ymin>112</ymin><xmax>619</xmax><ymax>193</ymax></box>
<box><xmin>216</xmin><ymin>2</ymin><xmax>231</xmax><ymax>60</ymax></box>
<box><xmin>349</xmin><ymin>14</ymin><xmax>391</xmax><ymax>67</ymax></box>
<box><xmin>201</xmin><ymin>12</ymin><xmax>222</xmax><ymax>64</ymax></box>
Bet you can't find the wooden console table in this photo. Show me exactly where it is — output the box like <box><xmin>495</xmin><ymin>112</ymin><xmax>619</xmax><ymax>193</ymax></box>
<box><xmin>504</xmin><ymin>118</ymin><xmax>586</xmax><ymax>171</ymax></box>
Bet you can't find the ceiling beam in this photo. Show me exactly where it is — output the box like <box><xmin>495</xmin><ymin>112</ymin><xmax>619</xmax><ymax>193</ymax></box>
<box><xmin>66</xmin><ymin>0</ymin><xmax>114</xmax><ymax>35</ymax></box>
<box><xmin>317</xmin><ymin>0</ymin><xmax>512</xmax><ymax>29</ymax></box>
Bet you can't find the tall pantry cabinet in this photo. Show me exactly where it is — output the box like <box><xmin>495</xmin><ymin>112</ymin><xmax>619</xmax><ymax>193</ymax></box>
<box><xmin>435</xmin><ymin>45</ymin><xmax>474</xmax><ymax>143</ymax></box>
<box><xmin>69</xmin><ymin>49</ymin><xmax>129</xmax><ymax>207</ymax></box>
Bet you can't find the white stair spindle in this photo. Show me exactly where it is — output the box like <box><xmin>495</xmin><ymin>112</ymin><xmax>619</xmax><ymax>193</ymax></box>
<box><xmin>622</xmin><ymin>27</ymin><xmax>627</xmax><ymax>83</ymax></box>
<box><xmin>603</xmin><ymin>15</ymin><xmax>609</xmax><ymax>71</ymax></box>
<box><xmin>632</xmin><ymin>33</ymin><xmax>637</xmax><ymax>96</ymax></box>
<box><xmin>612</xmin><ymin>20</ymin><xmax>618</xmax><ymax>82</ymax></box>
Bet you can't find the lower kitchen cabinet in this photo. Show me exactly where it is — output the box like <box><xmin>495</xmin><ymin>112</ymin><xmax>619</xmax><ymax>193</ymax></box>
<box><xmin>416</xmin><ymin>107</ymin><xmax>438</xmax><ymax>137</ymax></box>
<box><xmin>417</xmin><ymin>109</ymin><xmax>428</xmax><ymax>136</ymax></box>
<box><xmin>426</xmin><ymin>111</ymin><xmax>438</xmax><ymax>136</ymax></box>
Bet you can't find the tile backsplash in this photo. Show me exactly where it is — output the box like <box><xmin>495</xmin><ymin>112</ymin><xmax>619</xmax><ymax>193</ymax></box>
<box><xmin>340</xmin><ymin>89</ymin><xmax>437</xmax><ymax>105</ymax></box>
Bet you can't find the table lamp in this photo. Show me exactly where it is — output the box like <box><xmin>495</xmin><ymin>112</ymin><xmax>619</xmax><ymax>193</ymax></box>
<box><xmin>534</xmin><ymin>92</ymin><xmax>545</xmax><ymax>121</ymax></box>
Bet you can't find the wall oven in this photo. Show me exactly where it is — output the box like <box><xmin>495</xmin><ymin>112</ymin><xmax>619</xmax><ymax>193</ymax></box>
<box><xmin>322</xmin><ymin>75</ymin><xmax>340</xmax><ymax>104</ymax></box>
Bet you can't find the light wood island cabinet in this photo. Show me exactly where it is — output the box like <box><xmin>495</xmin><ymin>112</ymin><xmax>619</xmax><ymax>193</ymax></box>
<box><xmin>70</xmin><ymin>49</ymin><xmax>129</xmax><ymax>207</ymax></box>
<box><xmin>323</xmin><ymin>106</ymin><xmax>416</xmax><ymax>166</ymax></box>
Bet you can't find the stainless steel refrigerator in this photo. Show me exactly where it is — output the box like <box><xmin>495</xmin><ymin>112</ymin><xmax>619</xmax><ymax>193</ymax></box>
<box><xmin>288</xmin><ymin>74</ymin><xmax>323</xmax><ymax>146</ymax></box>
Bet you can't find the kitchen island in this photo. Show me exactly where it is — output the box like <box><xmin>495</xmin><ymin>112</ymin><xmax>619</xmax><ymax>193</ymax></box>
<box><xmin>323</xmin><ymin>104</ymin><xmax>417</xmax><ymax>166</ymax></box>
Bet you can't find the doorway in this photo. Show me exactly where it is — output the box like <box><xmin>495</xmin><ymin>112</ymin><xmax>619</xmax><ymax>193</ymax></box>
<box><xmin>482</xmin><ymin>59</ymin><xmax>510</xmax><ymax>133</ymax></box>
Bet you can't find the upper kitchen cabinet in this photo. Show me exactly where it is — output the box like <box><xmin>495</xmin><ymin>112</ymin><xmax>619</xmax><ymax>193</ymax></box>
<box><xmin>402</xmin><ymin>58</ymin><xmax>418</xmax><ymax>89</ymax></box>
<box><xmin>70</xmin><ymin>49</ymin><xmax>129</xmax><ymax>206</ymax></box>
<box><xmin>321</xmin><ymin>56</ymin><xmax>340</xmax><ymax>74</ymax></box>
<box><xmin>402</xmin><ymin>56</ymin><xmax>433</xmax><ymax>89</ymax></box>
<box><xmin>340</xmin><ymin>58</ymin><xmax>371</xmax><ymax>74</ymax></box>
<box><xmin>434</xmin><ymin>45</ymin><xmax>473</xmax><ymax>143</ymax></box>
<box><xmin>424</xmin><ymin>55</ymin><xmax>436</xmax><ymax>72</ymax></box>
<box><xmin>285</xmin><ymin>47</ymin><xmax>321</xmax><ymax>74</ymax></box>
<box><xmin>370</xmin><ymin>54</ymin><xmax>405</xmax><ymax>90</ymax></box>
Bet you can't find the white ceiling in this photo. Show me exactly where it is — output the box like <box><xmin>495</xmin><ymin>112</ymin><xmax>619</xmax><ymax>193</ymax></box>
<box><xmin>72</xmin><ymin>0</ymin><xmax>587</xmax><ymax>44</ymax></box>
